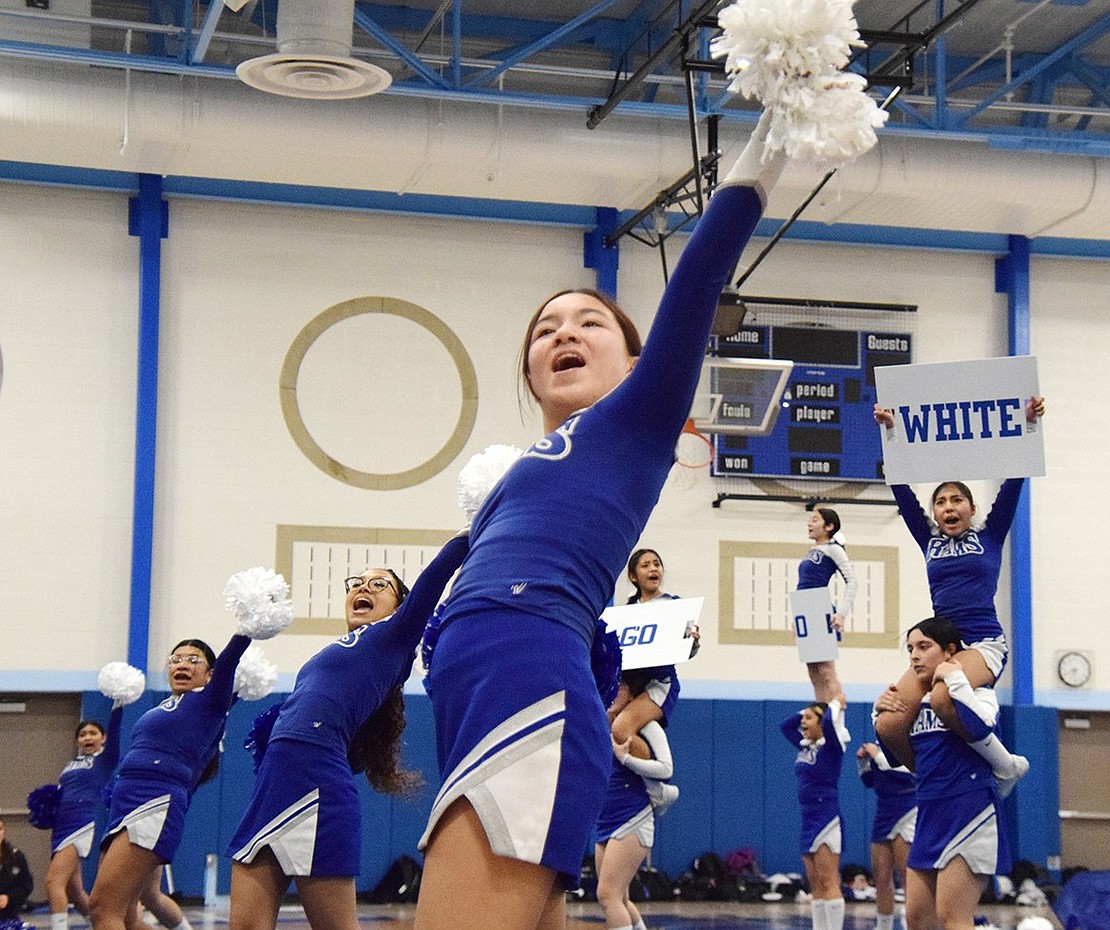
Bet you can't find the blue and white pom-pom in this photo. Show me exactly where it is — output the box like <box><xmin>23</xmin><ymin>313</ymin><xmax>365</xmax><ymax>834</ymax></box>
<box><xmin>713</xmin><ymin>0</ymin><xmax>888</xmax><ymax>167</ymax></box>
<box><xmin>224</xmin><ymin>567</ymin><xmax>294</xmax><ymax>640</ymax></box>
<box><xmin>233</xmin><ymin>644</ymin><xmax>278</xmax><ymax>701</ymax></box>
<box><xmin>26</xmin><ymin>783</ymin><xmax>61</xmax><ymax>829</ymax></box>
<box><xmin>457</xmin><ymin>444</ymin><xmax>524</xmax><ymax>518</ymax></box>
<box><xmin>97</xmin><ymin>662</ymin><xmax>146</xmax><ymax>705</ymax></box>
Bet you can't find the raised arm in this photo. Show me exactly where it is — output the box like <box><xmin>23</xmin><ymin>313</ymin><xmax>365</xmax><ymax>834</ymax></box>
<box><xmin>609</xmin><ymin>113</ymin><xmax>785</xmax><ymax>438</ymax></box>
<box><xmin>780</xmin><ymin>711</ymin><xmax>804</xmax><ymax>749</ymax></box>
<box><xmin>381</xmin><ymin>532</ymin><xmax>470</xmax><ymax>656</ymax></box>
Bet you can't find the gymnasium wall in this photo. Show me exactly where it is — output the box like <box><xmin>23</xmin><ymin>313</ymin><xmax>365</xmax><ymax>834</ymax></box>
<box><xmin>2</xmin><ymin>185</ymin><xmax>1101</xmax><ymax>705</ymax></box>
<box><xmin>78</xmin><ymin>691</ymin><xmax>1059</xmax><ymax>896</ymax></box>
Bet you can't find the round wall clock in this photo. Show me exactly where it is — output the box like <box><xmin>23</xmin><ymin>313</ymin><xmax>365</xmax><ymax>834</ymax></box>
<box><xmin>1057</xmin><ymin>651</ymin><xmax>1092</xmax><ymax>688</ymax></box>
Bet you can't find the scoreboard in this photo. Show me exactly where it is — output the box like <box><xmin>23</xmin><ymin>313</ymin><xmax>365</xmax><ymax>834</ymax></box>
<box><xmin>707</xmin><ymin>296</ymin><xmax>916</xmax><ymax>482</ymax></box>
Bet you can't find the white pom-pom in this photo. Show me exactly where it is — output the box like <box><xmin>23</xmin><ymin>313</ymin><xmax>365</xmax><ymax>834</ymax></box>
<box><xmin>457</xmin><ymin>445</ymin><xmax>524</xmax><ymax>517</ymax></box>
<box><xmin>233</xmin><ymin>644</ymin><xmax>278</xmax><ymax>701</ymax></box>
<box><xmin>768</xmin><ymin>73</ymin><xmax>889</xmax><ymax>166</ymax></box>
<box><xmin>713</xmin><ymin>0</ymin><xmax>862</xmax><ymax>101</ymax></box>
<box><xmin>1017</xmin><ymin>918</ymin><xmax>1054</xmax><ymax>930</ymax></box>
<box><xmin>98</xmin><ymin>662</ymin><xmax>146</xmax><ymax>705</ymax></box>
<box><xmin>223</xmin><ymin>567</ymin><xmax>294</xmax><ymax>640</ymax></box>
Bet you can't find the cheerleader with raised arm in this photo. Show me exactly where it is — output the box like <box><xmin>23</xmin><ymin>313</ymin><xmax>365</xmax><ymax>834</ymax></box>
<box><xmin>781</xmin><ymin>696</ymin><xmax>850</xmax><ymax>930</ymax></box>
<box><xmin>872</xmin><ymin>396</ymin><xmax>1044</xmax><ymax>795</ymax></box>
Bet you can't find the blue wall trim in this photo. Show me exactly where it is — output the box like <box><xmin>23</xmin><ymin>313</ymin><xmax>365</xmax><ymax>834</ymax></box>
<box><xmin>3</xmin><ymin>158</ymin><xmax>1110</xmax><ymax>259</ymax></box>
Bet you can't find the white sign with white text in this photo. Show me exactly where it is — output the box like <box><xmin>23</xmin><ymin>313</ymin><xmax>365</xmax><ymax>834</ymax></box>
<box><xmin>874</xmin><ymin>356</ymin><xmax>1043</xmax><ymax>485</ymax></box>
<box><xmin>601</xmin><ymin>597</ymin><xmax>702</xmax><ymax>670</ymax></box>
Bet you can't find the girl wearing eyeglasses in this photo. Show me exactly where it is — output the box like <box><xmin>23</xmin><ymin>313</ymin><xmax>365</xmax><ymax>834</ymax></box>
<box><xmin>227</xmin><ymin>534</ymin><xmax>469</xmax><ymax>930</ymax></box>
<box><xmin>88</xmin><ymin>636</ymin><xmax>251</xmax><ymax>930</ymax></box>
<box><xmin>42</xmin><ymin>712</ymin><xmax>121</xmax><ymax>930</ymax></box>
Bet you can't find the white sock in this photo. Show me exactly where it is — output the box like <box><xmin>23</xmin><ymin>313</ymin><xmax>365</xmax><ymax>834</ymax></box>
<box><xmin>877</xmin><ymin>912</ymin><xmax>895</xmax><ymax>930</ymax></box>
<box><xmin>52</xmin><ymin>913</ymin><xmax>69</xmax><ymax>930</ymax></box>
<box><xmin>811</xmin><ymin>899</ymin><xmax>830</xmax><ymax>930</ymax></box>
<box><xmin>969</xmin><ymin>733</ymin><xmax>1016</xmax><ymax>776</ymax></box>
<box><xmin>170</xmin><ymin>921</ymin><xmax>194</xmax><ymax>930</ymax></box>
<box><xmin>826</xmin><ymin>898</ymin><xmax>846</xmax><ymax>930</ymax></box>
<box><xmin>633</xmin><ymin>920</ymin><xmax>647</xmax><ymax>930</ymax></box>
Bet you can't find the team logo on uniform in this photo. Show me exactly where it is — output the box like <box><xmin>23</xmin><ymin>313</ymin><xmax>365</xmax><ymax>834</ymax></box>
<box><xmin>523</xmin><ymin>415</ymin><xmax>580</xmax><ymax>462</ymax></box>
<box><xmin>333</xmin><ymin>626</ymin><xmax>369</xmax><ymax>649</ymax></box>
<box><xmin>805</xmin><ymin>550</ymin><xmax>825</xmax><ymax>565</ymax></box>
<box><xmin>158</xmin><ymin>695</ymin><xmax>184</xmax><ymax>712</ymax></box>
<box><xmin>926</xmin><ymin>532</ymin><xmax>985</xmax><ymax>561</ymax></box>
<box><xmin>511</xmin><ymin>582</ymin><xmax>528</xmax><ymax>595</ymax></box>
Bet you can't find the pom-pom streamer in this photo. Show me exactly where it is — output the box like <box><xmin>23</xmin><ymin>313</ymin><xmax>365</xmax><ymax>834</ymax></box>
<box><xmin>97</xmin><ymin>662</ymin><xmax>146</xmax><ymax>705</ymax></box>
<box><xmin>224</xmin><ymin>567</ymin><xmax>294</xmax><ymax>640</ymax></box>
<box><xmin>26</xmin><ymin>783</ymin><xmax>61</xmax><ymax>829</ymax></box>
<box><xmin>234</xmin><ymin>644</ymin><xmax>278</xmax><ymax>701</ymax></box>
<box><xmin>244</xmin><ymin>703</ymin><xmax>283</xmax><ymax>772</ymax></box>
<box><xmin>591</xmin><ymin>618</ymin><xmax>623</xmax><ymax>708</ymax></box>
<box><xmin>458</xmin><ymin>445</ymin><xmax>524</xmax><ymax>517</ymax></box>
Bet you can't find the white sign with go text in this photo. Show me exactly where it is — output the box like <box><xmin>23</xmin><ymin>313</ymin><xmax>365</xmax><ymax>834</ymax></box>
<box><xmin>601</xmin><ymin>597</ymin><xmax>702</xmax><ymax>670</ymax></box>
<box><xmin>874</xmin><ymin>355</ymin><xmax>1043</xmax><ymax>485</ymax></box>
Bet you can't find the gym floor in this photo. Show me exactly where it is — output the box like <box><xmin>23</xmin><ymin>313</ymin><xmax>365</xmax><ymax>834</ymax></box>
<box><xmin>18</xmin><ymin>901</ymin><xmax>1063</xmax><ymax>930</ymax></box>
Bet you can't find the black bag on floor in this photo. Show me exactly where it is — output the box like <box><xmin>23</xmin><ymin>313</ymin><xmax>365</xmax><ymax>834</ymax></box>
<box><xmin>367</xmin><ymin>855</ymin><xmax>422</xmax><ymax>903</ymax></box>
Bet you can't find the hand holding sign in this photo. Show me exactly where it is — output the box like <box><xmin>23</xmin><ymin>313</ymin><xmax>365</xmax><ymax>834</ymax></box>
<box><xmin>874</xmin><ymin>356</ymin><xmax>1045</xmax><ymax>485</ymax></box>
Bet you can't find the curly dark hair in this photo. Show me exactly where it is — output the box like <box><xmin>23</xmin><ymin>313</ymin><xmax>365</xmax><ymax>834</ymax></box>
<box><xmin>347</xmin><ymin>685</ymin><xmax>422</xmax><ymax>796</ymax></box>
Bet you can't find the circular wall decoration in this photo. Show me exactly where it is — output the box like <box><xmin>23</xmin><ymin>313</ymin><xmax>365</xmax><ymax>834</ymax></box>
<box><xmin>1056</xmin><ymin>650</ymin><xmax>1092</xmax><ymax>689</ymax></box>
<box><xmin>279</xmin><ymin>296</ymin><xmax>478</xmax><ymax>490</ymax></box>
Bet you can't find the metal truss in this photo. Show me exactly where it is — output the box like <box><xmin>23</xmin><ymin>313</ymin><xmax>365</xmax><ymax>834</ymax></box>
<box><xmin>0</xmin><ymin>0</ymin><xmax>1108</xmax><ymax>156</ymax></box>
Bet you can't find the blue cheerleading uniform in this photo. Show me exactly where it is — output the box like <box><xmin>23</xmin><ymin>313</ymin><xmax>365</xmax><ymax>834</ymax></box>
<box><xmin>907</xmin><ymin>671</ymin><xmax>1011</xmax><ymax>876</ymax></box>
<box><xmin>797</xmin><ymin>542</ymin><xmax>857</xmax><ymax>619</ymax></box>
<box><xmin>52</xmin><ymin>706</ymin><xmax>123</xmax><ymax>856</ymax></box>
<box><xmin>595</xmin><ymin>720</ymin><xmax>673</xmax><ymax>847</ymax></box>
<box><xmin>891</xmin><ymin>480</ymin><xmax>1023</xmax><ymax>669</ymax></box>
<box><xmin>857</xmin><ymin>748</ymin><xmax>916</xmax><ymax>844</ymax></box>
<box><xmin>781</xmin><ymin>700</ymin><xmax>849</xmax><ymax>855</ymax></box>
<box><xmin>421</xmin><ymin>181</ymin><xmax>769</xmax><ymax>882</ymax></box>
<box><xmin>103</xmin><ymin>635</ymin><xmax>250</xmax><ymax>862</ymax></box>
<box><xmin>229</xmin><ymin>535</ymin><xmax>468</xmax><ymax>877</ymax></box>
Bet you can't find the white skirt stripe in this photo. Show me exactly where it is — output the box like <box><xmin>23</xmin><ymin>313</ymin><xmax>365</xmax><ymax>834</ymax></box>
<box><xmin>116</xmin><ymin>794</ymin><xmax>171</xmax><ymax>851</ymax></box>
<box><xmin>420</xmin><ymin>692</ymin><xmax>567</xmax><ymax>863</ymax></box>
<box><xmin>935</xmin><ymin>802</ymin><xmax>998</xmax><ymax>873</ymax></box>
<box><xmin>886</xmin><ymin>807</ymin><xmax>917</xmax><ymax>843</ymax></box>
<box><xmin>54</xmin><ymin>821</ymin><xmax>95</xmax><ymax>857</ymax></box>
<box><xmin>809</xmin><ymin>816</ymin><xmax>842</xmax><ymax>855</ymax></box>
<box><xmin>232</xmin><ymin>789</ymin><xmax>319</xmax><ymax>875</ymax></box>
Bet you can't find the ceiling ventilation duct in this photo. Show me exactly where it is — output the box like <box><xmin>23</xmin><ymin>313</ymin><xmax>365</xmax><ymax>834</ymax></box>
<box><xmin>235</xmin><ymin>0</ymin><xmax>392</xmax><ymax>100</ymax></box>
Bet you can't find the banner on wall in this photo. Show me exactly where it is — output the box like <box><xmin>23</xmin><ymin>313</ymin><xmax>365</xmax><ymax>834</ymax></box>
<box><xmin>601</xmin><ymin>597</ymin><xmax>702</xmax><ymax>670</ymax></box>
<box><xmin>789</xmin><ymin>587</ymin><xmax>840</xmax><ymax>664</ymax></box>
<box><xmin>874</xmin><ymin>355</ymin><xmax>1044</xmax><ymax>485</ymax></box>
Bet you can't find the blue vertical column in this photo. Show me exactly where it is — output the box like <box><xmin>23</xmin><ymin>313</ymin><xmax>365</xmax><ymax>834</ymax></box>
<box><xmin>126</xmin><ymin>174</ymin><xmax>168</xmax><ymax>672</ymax></box>
<box><xmin>995</xmin><ymin>234</ymin><xmax>1059</xmax><ymax>873</ymax></box>
<box><xmin>994</xmin><ymin>233</ymin><xmax>1033</xmax><ymax>706</ymax></box>
<box><xmin>584</xmin><ymin>206</ymin><xmax>620</xmax><ymax>297</ymax></box>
